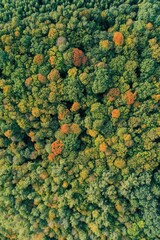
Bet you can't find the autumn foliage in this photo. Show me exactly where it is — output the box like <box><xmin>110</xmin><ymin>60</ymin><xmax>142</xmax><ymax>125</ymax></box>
<box><xmin>113</xmin><ymin>32</ymin><xmax>124</xmax><ymax>46</ymax></box>
<box><xmin>4</xmin><ymin>130</ymin><xmax>12</xmax><ymax>138</ymax></box>
<box><xmin>58</xmin><ymin>109</ymin><xmax>69</xmax><ymax>120</ymax></box>
<box><xmin>70</xmin><ymin>102</ymin><xmax>80</xmax><ymax>112</ymax></box>
<box><xmin>99</xmin><ymin>142</ymin><xmax>107</xmax><ymax>152</ymax></box>
<box><xmin>47</xmin><ymin>69</ymin><xmax>60</xmax><ymax>81</ymax></box>
<box><xmin>124</xmin><ymin>90</ymin><xmax>137</xmax><ymax>105</ymax></box>
<box><xmin>25</xmin><ymin>77</ymin><xmax>32</xmax><ymax>87</ymax></box>
<box><xmin>111</xmin><ymin>109</ymin><xmax>120</xmax><ymax>118</ymax></box>
<box><xmin>72</xmin><ymin>48</ymin><xmax>87</xmax><ymax>67</ymax></box>
<box><xmin>0</xmin><ymin>1</ymin><xmax>159</xmax><ymax>239</ymax></box>
<box><xmin>60</xmin><ymin>123</ymin><xmax>81</xmax><ymax>135</ymax></box>
<box><xmin>37</xmin><ymin>73</ymin><xmax>46</xmax><ymax>83</ymax></box>
<box><xmin>48</xmin><ymin>140</ymin><xmax>63</xmax><ymax>161</ymax></box>
<box><xmin>107</xmin><ymin>88</ymin><xmax>120</xmax><ymax>102</ymax></box>
<box><xmin>60</xmin><ymin>124</ymin><xmax>70</xmax><ymax>134</ymax></box>
<box><xmin>70</xmin><ymin>123</ymin><xmax>81</xmax><ymax>134</ymax></box>
<box><xmin>99</xmin><ymin>40</ymin><xmax>109</xmax><ymax>49</ymax></box>
<box><xmin>49</xmin><ymin>56</ymin><xmax>56</xmax><ymax>66</ymax></box>
<box><xmin>33</xmin><ymin>54</ymin><xmax>44</xmax><ymax>65</ymax></box>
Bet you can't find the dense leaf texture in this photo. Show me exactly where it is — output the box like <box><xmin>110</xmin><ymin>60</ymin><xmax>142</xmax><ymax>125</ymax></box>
<box><xmin>0</xmin><ymin>0</ymin><xmax>160</xmax><ymax>239</ymax></box>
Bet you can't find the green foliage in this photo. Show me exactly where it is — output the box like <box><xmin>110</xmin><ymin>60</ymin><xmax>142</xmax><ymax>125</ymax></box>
<box><xmin>92</xmin><ymin>68</ymin><xmax>110</xmax><ymax>94</ymax></box>
<box><xmin>0</xmin><ymin>0</ymin><xmax>159</xmax><ymax>239</ymax></box>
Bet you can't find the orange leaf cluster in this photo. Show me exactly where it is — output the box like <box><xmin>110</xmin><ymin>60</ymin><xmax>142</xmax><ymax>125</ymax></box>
<box><xmin>152</xmin><ymin>94</ymin><xmax>160</xmax><ymax>102</ymax></box>
<box><xmin>48</xmin><ymin>140</ymin><xmax>63</xmax><ymax>161</ymax></box>
<box><xmin>99</xmin><ymin>40</ymin><xmax>109</xmax><ymax>49</ymax></box>
<box><xmin>73</xmin><ymin>48</ymin><xmax>87</xmax><ymax>67</ymax></box>
<box><xmin>14</xmin><ymin>30</ymin><xmax>20</xmax><ymax>37</ymax></box>
<box><xmin>115</xmin><ymin>201</ymin><xmax>124</xmax><ymax>213</ymax></box>
<box><xmin>33</xmin><ymin>54</ymin><xmax>44</xmax><ymax>65</ymax></box>
<box><xmin>146</xmin><ymin>22</ymin><xmax>153</xmax><ymax>30</ymax></box>
<box><xmin>60</xmin><ymin>123</ymin><xmax>81</xmax><ymax>135</ymax></box>
<box><xmin>28</xmin><ymin>131</ymin><xmax>35</xmax><ymax>142</ymax></box>
<box><xmin>48</xmin><ymin>28</ymin><xmax>58</xmax><ymax>39</ymax></box>
<box><xmin>62</xmin><ymin>180</ymin><xmax>68</xmax><ymax>188</ymax></box>
<box><xmin>49</xmin><ymin>56</ymin><xmax>56</xmax><ymax>66</ymax></box>
<box><xmin>124</xmin><ymin>90</ymin><xmax>136</xmax><ymax>105</ymax></box>
<box><xmin>58</xmin><ymin>109</ymin><xmax>69</xmax><ymax>120</ymax></box>
<box><xmin>99</xmin><ymin>142</ymin><xmax>107</xmax><ymax>152</ymax></box>
<box><xmin>30</xmin><ymin>151</ymin><xmax>38</xmax><ymax>160</ymax></box>
<box><xmin>31</xmin><ymin>233</ymin><xmax>44</xmax><ymax>240</ymax></box>
<box><xmin>107</xmin><ymin>88</ymin><xmax>120</xmax><ymax>102</ymax></box>
<box><xmin>113</xmin><ymin>32</ymin><xmax>124</xmax><ymax>46</ymax></box>
<box><xmin>40</xmin><ymin>171</ymin><xmax>48</xmax><ymax>180</ymax></box>
<box><xmin>37</xmin><ymin>73</ymin><xmax>46</xmax><ymax>83</ymax></box>
<box><xmin>6</xmin><ymin>235</ymin><xmax>17</xmax><ymax>240</ymax></box>
<box><xmin>47</xmin><ymin>69</ymin><xmax>60</xmax><ymax>81</ymax></box>
<box><xmin>4</xmin><ymin>130</ymin><xmax>12</xmax><ymax>138</ymax></box>
<box><xmin>70</xmin><ymin>123</ymin><xmax>81</xmax><ymax>134</ymax></box>
<box><xmin>111</xmin><ymin>109</ymin><xmax>120</xmax><ymax>118</ymax></box>
<box><xmin>4</xmin><ymin>46</ymin><xmax>11</xmax><ymax>53</ymax></box>
<box><xmin>70</xmin><ymin>102</ymin><xmax>80</xmax><ymax>112</ymax></box>
<box><xmin>60</xmin><ymin>124</ymin><xmax>70</xmax><ymax>134</ymax></box>
<box><xmin>25</xmin><ymin>77</ymin><xmax>32</xmax><ymax>87</ymax></box>
<box><xmin>31</xmin><ymin>107</ymin><xmax>40</xmax><ymax>117</ymax></box>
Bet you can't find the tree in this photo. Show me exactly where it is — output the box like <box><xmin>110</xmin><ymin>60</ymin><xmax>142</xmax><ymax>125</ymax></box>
<box><xmin>92</xmin><ymin>68</ymin><xmax>110</xmax><ymax>94</ymax></box>
<box><xmin>0</xmin><ymin>1</ymin><xmax>159</xmax><ymax>239</ymax></box>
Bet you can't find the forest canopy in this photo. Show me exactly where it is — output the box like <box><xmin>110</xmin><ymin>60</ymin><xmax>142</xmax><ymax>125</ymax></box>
<box><xmin>0</xmin><ymin>0</ymin><xmax>160</xmax><ymax>239</ymax></box>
